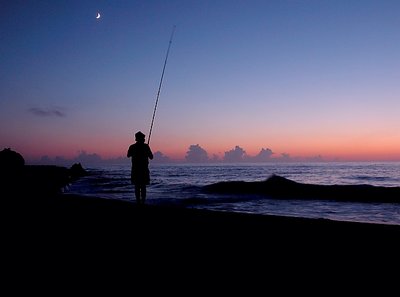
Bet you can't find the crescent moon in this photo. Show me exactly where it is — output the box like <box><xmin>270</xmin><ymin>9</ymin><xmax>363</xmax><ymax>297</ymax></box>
<box><xmin>96</xmin><ymin>12</ymin><xmax>101</xmax><ymax>19</ymax></box>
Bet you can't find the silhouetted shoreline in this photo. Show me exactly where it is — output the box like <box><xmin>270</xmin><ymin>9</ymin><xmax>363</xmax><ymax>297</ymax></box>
<box><xmin>2</xmin><ymin>163</ymin><xmax>399</xmax><ymax>257</ymax></box>
<box><xmin>2</xmin><ymin>163</ymin><xmax>399</xmax><ymax>231</ymax></box>
<box><xmin>3</xmin><ymin>165</ymin><xmax>400</xmax><ymax>287</ymax></box>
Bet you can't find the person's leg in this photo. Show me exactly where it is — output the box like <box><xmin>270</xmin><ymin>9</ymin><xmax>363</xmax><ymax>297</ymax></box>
<box><xmin>134</xmin><ymin>185</ymin><xmax>141</xmax><ymax>204</ymax></box>
<box><xmin>140</xmin><ymin>185</ymin><xmax>146</xmax><ymax>204</ymax></box>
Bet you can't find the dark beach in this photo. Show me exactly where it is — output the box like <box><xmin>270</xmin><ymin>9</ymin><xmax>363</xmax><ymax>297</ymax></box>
<box><xmin>2</xmin><ymin>159</ymin><xmax>400</xmax><ymax>288</ymax></box>
<box><xmin>4</xmin><ymin>168</ymin><xmax>399</xmax><ymax>251</ymax></box>
<box><xmin>2</xmin><ymin>161</ymin><xmax>399</xmax><ymax>248</ymax></box>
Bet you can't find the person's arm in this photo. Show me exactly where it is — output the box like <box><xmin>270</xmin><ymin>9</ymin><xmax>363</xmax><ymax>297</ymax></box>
<box><xmin>147</xmin><ymin>145</ymin><xmax>154</xmax><ymax>160</ymax></box>
<box><xmin>127</xmin><ymin>146</ymin><xmax>132</xmax><ymax>158</ymax></box>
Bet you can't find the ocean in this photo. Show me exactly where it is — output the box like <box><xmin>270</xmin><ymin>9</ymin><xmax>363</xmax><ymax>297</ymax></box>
<box><xmin>65</xmin><ymin>162</ymin><xmax>400</xmax><ymax>225</ymax></box>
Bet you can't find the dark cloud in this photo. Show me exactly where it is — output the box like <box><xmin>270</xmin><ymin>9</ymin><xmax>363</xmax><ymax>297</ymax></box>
<box><xmin>28</xmin><ymin>107</ymin><xmax>66</xmax><ymax>117</ymax></box>
<box><xmin>185</xmin><ymin>144</ymin><xmax>209</xmax><ymax>163</ymax></box>
<box><xmin>250</xmin><ymin>148</ymin><xmax>274</xmax><ymax>162</ymax></box>
<box><xmin>153</xmin><ymin>151</ymin><xmax>172</xmax><ymax>163</ymax></box>
<box><xmin>29</xmin><ymin>146</ymin><xmax>324</xmax><ymax>166</ymax></box>
<box><xmin>210</xmin><ymin>154</ymin><xmax>220</xmax><ymax>162</ymax></box>
<box><xmin>75</xmin><ymin>151</ymin><xmax>102</xmax><ymax>164</ymax></box>
<box><xmin>223</xmin><ymin>145</ymin><xmax>246</xmax><ymax>162</ymax></box>
<box><xmin>305</xmin><ymin>155</ymin><xmax>323</xmax><ymax>162</ymax></box>
<box><xmin>35</xmin><ymin>151</ymin><xmax>115</xmax><ymax>166</ymax></box>
<box><xmin>37</xmin><ymin>151</ymin><xmax>102</xmax><ymax>165</ymax></box>
<box><xmin>279</xmin><ymin>153</ymin><xmax>292</xmax><ymax>162</ymax></box>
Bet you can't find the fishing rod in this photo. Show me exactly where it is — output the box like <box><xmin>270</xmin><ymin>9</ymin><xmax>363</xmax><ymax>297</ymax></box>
<box><xmin>147</xmin><ymin>25</ymin><xmax>176</xmax><ymax>145</ymax></box>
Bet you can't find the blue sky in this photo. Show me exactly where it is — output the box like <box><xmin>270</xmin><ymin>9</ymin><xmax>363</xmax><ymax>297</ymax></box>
<box><xmin>2</xmin><ymin>0</ymin><xmax>400</xmax><ymax>162</ymax></box>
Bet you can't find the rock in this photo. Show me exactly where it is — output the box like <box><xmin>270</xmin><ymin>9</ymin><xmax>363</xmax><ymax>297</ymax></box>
<box><xmin>0</xmin><ymin>148</ymin><xmax>25</xmax><ymax>171</ymax></box>
<box><xmin>69</xmin><ymin>163</ymin><xmax>88</xmax><ymax>181</ymax></box>
<box><xmin>0</xmin><ymin>149</ymin><xmax>86</xmax><ymax>199</ymax></box>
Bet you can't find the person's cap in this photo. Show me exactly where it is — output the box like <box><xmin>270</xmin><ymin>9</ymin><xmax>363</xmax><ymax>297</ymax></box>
<box><xmin>135</xmin><ymin>131</ymin><xmax>145</xmax><ymax>139</ymax></box>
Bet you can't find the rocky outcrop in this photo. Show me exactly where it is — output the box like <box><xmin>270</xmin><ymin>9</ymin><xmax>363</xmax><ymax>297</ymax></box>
<box><xmin>0</xmin><ymin>148</ymin><xmax>25</xmax><ymax>176</ymax></box>
<box><xmin>0</xmin><ymin>148</ymin><xmax>87</xmax><ymax>199</ymax></box>
<box><xmin>69</xmin><ymin>162</ymin><xmax>88</xmax><ymax>181</ymax></box>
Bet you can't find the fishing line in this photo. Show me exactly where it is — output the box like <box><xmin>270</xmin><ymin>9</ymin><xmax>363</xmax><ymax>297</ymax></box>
<box><xmin>147</xmin><ymin>25</ymin><xmax>176</xmax><ymax>145</ymax></box>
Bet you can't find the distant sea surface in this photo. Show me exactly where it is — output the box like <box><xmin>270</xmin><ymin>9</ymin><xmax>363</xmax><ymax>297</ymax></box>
<box><xmin>66</xmin><ymin>162</ymin><xmax>400</xmax><ymax>225</ymax></box>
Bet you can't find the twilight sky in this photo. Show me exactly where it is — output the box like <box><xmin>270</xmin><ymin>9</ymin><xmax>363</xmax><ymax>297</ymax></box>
<box><xmin>2</xmin><ymin>0</ymin><xmax>400</xmax><ymax>162</ymax></box>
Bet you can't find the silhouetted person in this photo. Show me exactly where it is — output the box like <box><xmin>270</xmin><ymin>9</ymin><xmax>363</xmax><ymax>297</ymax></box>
<box><xmin>127</xmin><ymin>131</ymin><xmax>153</xmax><ymax>205</ymax></box>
